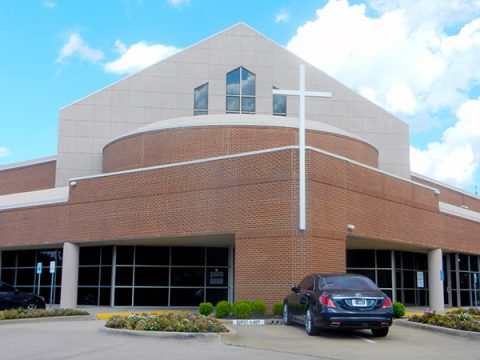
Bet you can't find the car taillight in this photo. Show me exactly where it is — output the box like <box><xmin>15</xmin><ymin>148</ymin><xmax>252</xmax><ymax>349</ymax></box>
<box><xmin>320</xmin><ymin>295</ymin><xmax>336</xmax><ymax>308</ymax></box>
<box><xmin>382</xmin><ymin>297</ymin><xmax>392</xmax><ymax>309</ymax></box>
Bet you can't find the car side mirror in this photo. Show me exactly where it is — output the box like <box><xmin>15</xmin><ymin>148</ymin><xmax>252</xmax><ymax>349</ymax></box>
<box><xmin>291</xmin><ymin>285</ymin><xmax>299</xmax><ymax>293</ymax></box>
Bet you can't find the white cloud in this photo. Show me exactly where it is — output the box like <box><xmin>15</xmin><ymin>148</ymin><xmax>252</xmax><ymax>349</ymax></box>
<box><xmin>168</xmin><ymin>0</ymin><xmax>189</xmax><ymax>7</ymax></box>
<box><xmin>286</xmin><ymin>0</ymin><xmax>480</xmax><ymax>115</ymax></box>
<box><xmin>43</xmin><ymin>1</ymin><xmax>56</xmax><ymax>9</ymax></box>
<box><xmin>104</xmin><ymin>40</ymin><xmax>180</xmax><ymax>75</ymax></box>
<box><xmin>411</xmin><ymin>97</ymin><xmax>480</xmax><ymax>187</ymax></box>
<box><xmin>287</xmin><ymin>0</ymin><xmax>480</xmax><ymax>188</ymax></box>
<box><xmin>275</xmin><ymin>9</ymin><xmax>290</xmax><ymax>23</ymax></box>
<box><xmin>0</xmin><ymin>147</ymin><xmax>12</xmax><ymax>158</ymax></box>
<box><xmin>56</xmin><ymin>33</ymin><xmax>104</xmax><ymax>64</ymax></box>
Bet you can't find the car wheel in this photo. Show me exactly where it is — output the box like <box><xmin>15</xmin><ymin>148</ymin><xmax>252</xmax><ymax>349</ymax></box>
<box><xmin>371</xmin><ymin>328</ymin><xmax>389</xmax><ymax>337</ymax></box>
<box><xmin>283</xmin><ymin>303</ymin><xmax>291</xmax><ymax>325</ymax></box>
<box><xmin>305</xmin><ymin>308</ymin><xmax>318</xmax><ymax>336</ymax></box>
<box><xmin>24</xmin><ymin>301</ymin><xmax>39</xmax><ymax>310</ymax></box>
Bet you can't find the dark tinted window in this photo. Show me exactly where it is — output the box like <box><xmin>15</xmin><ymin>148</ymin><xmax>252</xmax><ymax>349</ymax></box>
<box><xmin>1</xmin><ymin>251</ymin><xmax>17</xmax><ymax>267</ymax></box>
<box><xmin>376</xmin><ymin>251</ymin><xmax>392</xmax><ymax>268</ymax></box>
<box><xmin>171</xmin><ymin>247</ymin><xmax>205</xmax><ymax>266</ymax></box>
<box><xmin>116</xmin><ymin>246</ymin><xmax>134</xmax><ymax>265</ymax></box>
<box><xmin>206</xmin><ymin>248</ymin><xmax>229</xmax><ymax>266</ymax></box>
<box><xmin>458</xmin><ymin>254</ymin><xmax>469</xmax><ymax>271</ymax></box>
<box><xmin>320</xmin><ymin>275</ymin><xmax>379</xmax><ymax>290</ymax></box>
<box><xmin>347</xmin><ymin>250</ymin><xmax>375</xmax><ymax>268</ymax></box>
<box><xmin>136</xmin><ymin>246</ymin><xmax>169</xmax><ymax>265</ymax></box>
<box><xmin>79</xmin><ymin>247</ymin><xmax>101</xmax><ymax>266</ymax></box>
<box><xmin>17</xmin><ymin>251</ymin><xmax>36</xmax><ymax>267</ymax></box>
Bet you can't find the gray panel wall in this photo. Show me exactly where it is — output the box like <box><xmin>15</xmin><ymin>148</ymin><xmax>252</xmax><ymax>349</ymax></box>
<box><xmin>56</xmin><ymin>23</ymin><xmax>409</xmax><ymax>186</ymax></box>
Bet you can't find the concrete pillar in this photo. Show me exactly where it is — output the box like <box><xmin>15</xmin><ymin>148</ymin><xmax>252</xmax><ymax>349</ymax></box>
<box><xmin>60</xmin><ymin>242</ymin><xmax>79</xmax><ymax>308</ymax></box>
<box><xmin>428</xmin><ymin>248</ymin><xmax>444</xmax><ymax>314</ymax></box>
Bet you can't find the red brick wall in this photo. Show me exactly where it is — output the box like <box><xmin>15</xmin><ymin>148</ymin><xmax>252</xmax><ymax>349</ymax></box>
<box><xmin>308</xmin><ymin>150</ymin><xmax>480</xmax><ymax>255</ymax></box>
<box><xmin>2</xmin><ymin>148</ymin><xmax>480</xmax><ymax>307</ymax></box>
<box><xmin>103</xmin><ymin>126</ymin><xmax>378</xmax><ymax>173</ymax></box>
<box><xmin>0</xmin><ymin>160</ymin><xmax>56</xmax><ymax>195</ymax></box>
<box><xmin>412</xmin><ymin>175</ymin><xmax>480</xmax><ymax>212</ymax></box>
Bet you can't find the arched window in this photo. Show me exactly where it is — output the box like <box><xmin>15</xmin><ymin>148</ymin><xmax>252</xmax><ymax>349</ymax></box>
<box><xmin>194</xmin><ymin>83</ymin><xmax>208</xmax><ymax>115</ymax></box>
<box><xmin>226</xmin><ymin>67</ymin><xmax>255</xmax><ymax>114</ymax></box>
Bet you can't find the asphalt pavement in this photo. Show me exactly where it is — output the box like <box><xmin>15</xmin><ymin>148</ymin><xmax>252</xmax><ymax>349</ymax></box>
<box><xmin>1</xmin><ymin>317</ymin><xmax>480</xmax><ymax>360</ymax></box>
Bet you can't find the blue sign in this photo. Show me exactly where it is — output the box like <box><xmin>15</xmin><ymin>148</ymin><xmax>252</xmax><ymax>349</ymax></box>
<box><xmin>36</xmin><ymin>262</ymin><xmax>43</xmax><ymax>275</ymax></box>
<box><xmin>440</xmin><ymin>270</ymin><xmax>444</xmax><ymax>281</ymax></box>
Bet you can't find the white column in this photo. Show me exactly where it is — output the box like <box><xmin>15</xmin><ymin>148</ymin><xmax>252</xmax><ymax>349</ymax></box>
<box><xmin>60</xmin><ymin>242</ymin><xmax>79</xmax><ymax>309</ymax></box>
<box><xmin>428</xmin><ymin>248</ymin><xmax>444</xmax><ymax>314</ymax></box>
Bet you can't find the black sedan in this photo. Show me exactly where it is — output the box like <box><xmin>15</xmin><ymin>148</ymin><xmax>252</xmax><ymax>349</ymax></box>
<box><xmin>0</xmin><ymin>281</ymin><xmax>46</xmax><ymax>310</ymax></box>
<box><xmin>284</xmin><ymin>273</ymin><xmax>393</xmax><ymax>337</ymax></box>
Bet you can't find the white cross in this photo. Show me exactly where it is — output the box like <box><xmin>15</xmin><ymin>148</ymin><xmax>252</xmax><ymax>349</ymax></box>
<box><xmin>273</xmin><ymin>64</ymin><xmax>332</xmax><ymax>231</ymax></box>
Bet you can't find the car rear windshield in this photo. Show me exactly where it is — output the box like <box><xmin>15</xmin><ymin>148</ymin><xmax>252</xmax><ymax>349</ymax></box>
<box><xmin>320</xmin><ymin>276</ymin><xmax>379</xmax><ymax>290</ymax></box>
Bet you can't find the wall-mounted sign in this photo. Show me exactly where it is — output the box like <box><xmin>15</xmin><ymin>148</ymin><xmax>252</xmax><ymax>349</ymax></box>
<box><xmin>417</xmin><ymin>271</ymin><xmax>424</xmax><ymax>288</ymax></box>
<box><xmin>209</xmin><ymin>270</ymin><xmax>224</xmax><ymax>285</ymax></box>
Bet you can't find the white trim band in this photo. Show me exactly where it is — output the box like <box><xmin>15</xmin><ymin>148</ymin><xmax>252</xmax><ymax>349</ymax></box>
<box><xmin>439</xmin><ymin>202</ymin><xmax>480</xmax><ymax>223</ymax></box>
<box><xmin>0</xmin><ymin>187</ymin><xmax>69</xmax><ymax>211</ymax></box>
<box><xmin>0</xmin><ymin>156</ymin><xmax>56</xmax><ymax>172</ymax></box>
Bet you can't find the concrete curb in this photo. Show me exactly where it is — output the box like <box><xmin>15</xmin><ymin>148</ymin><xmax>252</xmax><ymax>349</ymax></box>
<box><xmin>98</xmin><ymin>325</ymin><xmax>227</xmax><ymax>340</ymax></box>
<box><xmin>0</xmin><ymin>315</ymin><xmax>96</xmax><ymax>326</ymax></box>
<box><xmin>395</xmin><ymin>319</ymin><xmax>480</xmax><ymax>340</ymax></box>
<box><xmin>220</xmin><ymin>318</ymin><xmax>283</xmax><ymax>325</ymax></box>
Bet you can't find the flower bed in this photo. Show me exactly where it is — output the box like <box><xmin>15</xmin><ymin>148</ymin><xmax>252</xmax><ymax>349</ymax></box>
<box><xmin>409</xmin><ymin>308</ymin><xmax>480</xmax><ymax>332</ymax></box>
<box><xmin>0</xmin><ymin>308</ymin><xmax>89</xmax><ymax>321</ymax></box>
<box><xmin>105</xmin><ymin>312</ymin><xmax>228</xmax><ymax>333</ymax></box>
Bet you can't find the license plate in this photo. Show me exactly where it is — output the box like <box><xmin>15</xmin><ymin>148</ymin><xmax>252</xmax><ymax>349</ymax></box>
<box><xmin>352</xmin><ymin>299</ymin><xmax>367</xmax><ymax>307</ymax></box>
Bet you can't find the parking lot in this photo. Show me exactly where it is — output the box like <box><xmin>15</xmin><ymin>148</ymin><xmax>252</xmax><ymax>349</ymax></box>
<box><xmin>0</xmin><ymin>318</ymin><xmax>479</xmax><ymax>360</ymax></box>
<box><xmin>225</xmin><ymin>322</ymin><xmax>480</xmax><ymax>359</ymax></box>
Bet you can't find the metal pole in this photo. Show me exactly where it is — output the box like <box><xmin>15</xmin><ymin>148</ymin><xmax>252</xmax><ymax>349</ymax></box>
<box><xmin>37</xmin><ymin>273</ymin><xmax>41</xmax><ymax>295</ymax></box>
<box><xmin>50</xmin><ymin>272</ymin><xmax>54</xmax><ymax>306</ymax></box>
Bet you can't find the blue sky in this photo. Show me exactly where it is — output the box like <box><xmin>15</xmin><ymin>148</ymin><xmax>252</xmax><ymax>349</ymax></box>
<box><xmin>1</xmin><ymin>0</ymin><xmax>480</xmax><ymax>193</ymax></box>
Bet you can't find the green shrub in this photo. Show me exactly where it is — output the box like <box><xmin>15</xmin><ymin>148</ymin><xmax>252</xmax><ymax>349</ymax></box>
<box><xmin>392</xmin><ymin>302</ymin><xmax>406</xmax><ymax>318</ymax></box>
<box><xmin>105</xmin><ymin>313</ymin><xmax>228</xmax><ymax>333</ymax></box>
<box><xmin>0</xmin><ymin>308</ymin><xmax>89</xmax><ymax>321</ymax></box>
<box><xmin>215</xmin><ymin>300</ymin><xmax>232</xmax><ymax>318</ymax></box>
<box><xmin>272</xmin><ymin>302</ymin><xmax>284</xmax><ymax>316</ymax></box>
<box><xmin>233</xmin><ymin>301</ymin><xmax>252</xmax><ymax>319</ymax></box>
<box><xmin>198</xmin><ymin>302</ymin><xmax>213</xmax><ymax>316</ymax></box>
<box><xmin>250</xmin><ymin>300</ymin><xmax>266</xmax><ymax>316</ymax></box>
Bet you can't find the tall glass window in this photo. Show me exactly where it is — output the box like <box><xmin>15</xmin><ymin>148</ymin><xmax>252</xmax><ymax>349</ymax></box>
<box><xmin>112</xmin><ymin>245</ymin><xmax>231</xmax><ymax>307</ymax></box>
<box><xmin>273</xmin><ymin>86</ymin><xmax>286</xmax><ymax>116</ymax></box>
<box><xmin>0</xmin><ymin>249</ymin><xmax>63</xmax><ymax>304</ymax></box>
<box><xmin>78</xmin><ymin>246</ymin><xmax>113</xmax><ymax>306</ymax></box>
<box><xmin>226</xmin><ymin>67</ymin><xmax>255</xmax><ymax>114</ymax></box>
<box><xmin>194</xmin><ymin>83</ymin><xmax>208</xmax><ymax>115</ymax></box>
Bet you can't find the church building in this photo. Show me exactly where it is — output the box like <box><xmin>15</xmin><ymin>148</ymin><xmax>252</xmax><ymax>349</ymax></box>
<box><xmin>1</xmin><ymin>23</ymin><xmax>479</xmax><ymax>311</ymax></box>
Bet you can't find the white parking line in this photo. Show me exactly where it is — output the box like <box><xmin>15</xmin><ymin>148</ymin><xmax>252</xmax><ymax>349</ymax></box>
<box><xmin>354</xmin><ymin>335</ymin><xmax>376</xmax><ymax>344</ymax></box>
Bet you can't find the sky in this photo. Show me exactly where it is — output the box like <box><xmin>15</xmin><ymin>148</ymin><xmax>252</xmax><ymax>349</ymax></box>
<box><xmin>1</xmin><ymin>0</ymin><xmax>480</xmax><ymax>193</ymax></box>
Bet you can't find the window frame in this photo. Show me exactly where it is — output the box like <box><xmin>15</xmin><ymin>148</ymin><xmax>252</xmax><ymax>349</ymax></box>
<box><xmin>226</xmin><ymin>67</ymin><xmax>256</xmax><ymax>114</ymax></box>
<box><xmin>194</xmin><ymin>82</ymin><xmax>208</xmax><ymax>116</ymax></box>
